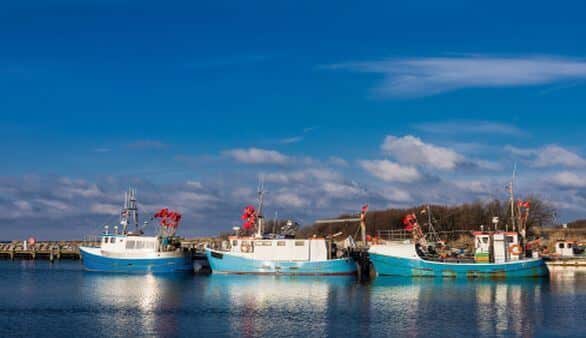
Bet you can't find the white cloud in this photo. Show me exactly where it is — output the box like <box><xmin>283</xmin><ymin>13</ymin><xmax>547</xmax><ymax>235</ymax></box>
<box><xmin>381</xmin><ymin>187</ymin><xmax>413</xmax><ymax>203</ymax></box>
<box><xmin>35</xmin><ymin>198</ymin><xmax>71</xmax><ymax>213</ymax></box>
<box><xmin>550</xmin><ymin>171</ymin><xmax>586</xmax><ymax>188</ymax></box>
<box><xmin>328</xmin><ymin>56</ymin><xmax>586</xmax><ymax>97</ymax></box>
<box><xmin>278</xmin><ymin>136</ymin><xmax>304</xmax><ymax>144</ymax></box>
<box><xmin>534</xmin><ymin>145</ymin><xmax>586</xmax><ymax>168</ymax></box>
<box><xmin>414</xmin><ymin>121</ymin><xmax>525</xmax><ymax>136</ymax></box>
<box><xmin>328</xmin><ymin>156</ymin><xmax>348</xmax><ymax>167</ymax></box>
<box><xmin>90</xmin><ymin>203</ymin><xmax>120</xmax><ymax>215</ymax></box>
<box><xmin>224</xmin><ymin>148</ymin><xmax>289</xmax><ymax>165</ymax></box>
<box><xmin>320</xmin><ymin>181</ymin><xmax>363</xmax><ymax>196</ymax></box>
<box><xmin>264</xmin><ymin>168</ymin><xmax>341</xmax><ymax>184</ymax></box>
<box><xmin>382</xmin><ymin>135</ymin><xmax>463</xmax><ymax>170</ymax></box>
<box><xmin>454</xmin><ymin>180</ymin><xmax>491</xmax><ymax>194</ymax></box>
<box><xmin>273</xmin><ymin>192</ymin><xmax>307</xmax><ymax>208</ymax></box>
<box><xmin>359</xmin><ymin>159</ymin><xmax>421</xmax><ymax>183</ymax></box>
<box><xmin>185</xmin><ymin>180</ymin><xmax>203</xmax><ymax>189</ymax></box>
<box><xmin>506</xmin><ymin>144</ymin><xmax>586</xmax><ymax>168</ymax></box>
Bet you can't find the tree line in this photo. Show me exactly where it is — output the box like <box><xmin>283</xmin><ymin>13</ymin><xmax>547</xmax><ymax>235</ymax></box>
<box><xmin>298</xmin><ymin>196</ymin><xmax>557</xmax><ymax>238</ymax></box>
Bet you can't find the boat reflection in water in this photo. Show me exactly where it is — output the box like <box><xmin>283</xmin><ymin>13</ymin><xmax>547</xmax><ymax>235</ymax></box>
<box><xmin>75</xmin><ymin>269</ymin><xmax>585</xmax><ymax>337</ymax></box>
<box><xmin>83</xmin><ymin>273</ymin><xmax>191</xmax><ymax>337</ymax></box>
<box><xmin>203</xmin><ymin>275</ymin><xmax>363</xmax><ymax>337</ymax></box>
<box><xmin>368</xmin><ymin>278</ymin><xmax>549</xmax><ymax>337</ymax></box>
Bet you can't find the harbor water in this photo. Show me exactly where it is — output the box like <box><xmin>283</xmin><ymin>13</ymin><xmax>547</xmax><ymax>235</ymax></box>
<box><xmin>0</xmin><ymin>260</ymin><xmax>584</xmax><ymax>337</ymax></box>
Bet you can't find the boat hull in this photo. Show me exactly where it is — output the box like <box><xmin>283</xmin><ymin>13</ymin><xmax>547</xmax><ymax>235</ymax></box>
<box><xmin>205</xmin><ymin>248</ymin><xmax>357</xmax><ymax>275</ymax></box>
<box><xmin>80</xmin><ymin>247</ymin><xmax>193</xmax><ymax>273</ymax></box>
<box><xmin>370</xmin><ymin>252</ymin><xmax>548</xmax><ymax>278</ymax></box>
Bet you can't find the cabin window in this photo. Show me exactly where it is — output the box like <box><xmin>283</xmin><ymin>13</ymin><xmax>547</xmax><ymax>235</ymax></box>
<box><xmin>559</xmin><ymin>243</ymin><xmax>565</xmax><ymax>249</ymax></box>
<box><xmin>482</xmin><ymin>237</ymin><xmax>489</xmax><ymax>244</ymax></box>
<box><xmin>255</xmin><ymin>241</ymin><xmax>272</xmax><ymax>246</ymax></box>
<box><xmin>103</xmin><ymin>237</ymin><xmax>108</xmax><ymax>244</ymax></box>
<box><xmin>295</xmin><ymin>241</ymin><xmax>305</xmax><ymax>246</ymax></box>
<box><xmin>126</xmin><ymin>240</ymin><xmax>135</xmax><ymax>249</ymax></box>
<box><xmin>277</xmin><ymin>241</ymin><xmax>286</xmax><ymax>246</ymax></box>
<box><xmin>146</xmin><ymin>242</ymin><xmax>155</xmax><ymax>249</ymax></box>
<box><xmin>136</xmin><ymin>241</ymin><xmax>145</xmax><ymax>249</ymax></box>
<box><xmin>506</xmin><ymin>236</ymin><xmax>514</xmax><ymax>243</ymax></box>
<box><xmin>232</xmin><ymin>240</ymin><xmax>238</xmax><ymax>246</ymax></box>
<box><xmin>110</xmin><ymin>237</ymin><xmax>116</xmax><ymax>243</ymax></box>
<box><xmin>568</xmin><ymin>243</ymin><xmax>573</xmax><ymax>249</ymax></box>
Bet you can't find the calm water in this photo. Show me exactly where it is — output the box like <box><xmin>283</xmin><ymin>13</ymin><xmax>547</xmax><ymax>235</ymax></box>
<box><xmin>0</xmin><ymin>261</ymin><xmax>584</xmax><ymax>337</ymax></box>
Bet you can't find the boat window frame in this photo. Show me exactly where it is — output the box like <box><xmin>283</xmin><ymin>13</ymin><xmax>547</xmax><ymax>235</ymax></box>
<box><xmin>125</xmin><ymin>240</ymin><xmax>135</xmax><ymax>249</ymax></box>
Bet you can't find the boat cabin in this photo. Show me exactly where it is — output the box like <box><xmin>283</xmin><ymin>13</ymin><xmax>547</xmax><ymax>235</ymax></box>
<box><xmin>473</xmin><ymin>231</ymin><xmax>522</xmax><ymax>263</ymax></box>
<box><xmin>555</xmin><ymin>240</ymin><xmax>576</xmax><ymax>257</ymax></box>
<box><xmin>100</xmin><ymin>234</ymin><xmax>162</xmax><ymax>257</ymax></box>
<box><xmin>227</xmin><ymin>236</ymin><xmax>330</xmax><ymax>262</ymax></box>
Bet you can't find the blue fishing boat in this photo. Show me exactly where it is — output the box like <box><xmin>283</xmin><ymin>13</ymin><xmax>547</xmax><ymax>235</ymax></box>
<box><xmin>370</xmin><ymin>172</ymin><xmax>549</xmax><ymax>279</ymax></box>
<box><xmin>206</xmin><ymin>183</ymin><xmax>357</xmax><ymax>276</ymax></box>
<box><xmin>206</xmin><ymin>237</ymin><xmax>357</xmax><ymax>275</ymax></box>
<box><xmin>369</xmin><ymin>207</ymin><xmax>548</xmax><ymax>279</ymax></box>
<box><xmin>369</xmin><ymin>239</ymin><xmax>548</xmax><ymax>278</ymax></box>
<box><xmin>80</xmin><ymin>189</ymin><xmax>193</xmax><ymax>273</ymax></box>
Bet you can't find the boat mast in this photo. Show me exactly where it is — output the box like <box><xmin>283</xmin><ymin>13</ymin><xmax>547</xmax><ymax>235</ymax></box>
<box><xmin>120</xmin><ymin>188</ymin><xmax>139</xmax><ymax>234</ymax></box>
<box><xmin>508</xmin><ymin>163</ymin><xmax>517</xmax><ymax>232</ymax></box>
<box><xmin>256</xmin><ymin>177</ymin><xmax>265</xmax><ymax>238</ymax></box>
<box><xmin>425</xmin><ymin>205</ymin><xmax>440</xmax><ymax>243</ymax></box>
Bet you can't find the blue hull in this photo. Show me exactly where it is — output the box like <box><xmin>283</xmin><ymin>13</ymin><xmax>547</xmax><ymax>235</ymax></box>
<box><xmin>370</xmin><ymin>253</ymin><xmax>548</xmax><ymax>278</ymax></box>
<box><xmin>206</xmin><ymin>248</ymin><xmax>357</xmax><ymax>275</ymax></box>
<box><xmin>80</xmin><ymin>247</ymin><xmax>193</xmax><ymax>273</ymax></box>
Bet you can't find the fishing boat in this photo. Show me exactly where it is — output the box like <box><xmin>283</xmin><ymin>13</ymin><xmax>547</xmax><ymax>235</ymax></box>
<box><xmin>205</xmin><ymin>183</ymin><xmax>357</xmax><ymax>275</ymax></box>
<box><xmin>369</xmin><ymin>232</ymin><xmax>548</xmax><ymax>278</ymax></box>
<box><xmin>369</xmin><ymin>175</ymin><xmax>548</xmax><ymax>278</ymax></box>
<box><xmin>80</xmin><ymin>189</ymin><xmax>193</xmax><ymax>273</ymax></box>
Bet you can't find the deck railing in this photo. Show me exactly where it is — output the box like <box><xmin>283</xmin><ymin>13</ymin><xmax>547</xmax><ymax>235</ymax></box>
<box><xmin>376</xmin><ymin>229</ymin><xmax>412</xmax><ymax>241</ymax></box>
<box><xmin>377</xmin><ymin>229</ymin><xmax>474</xmax><ymax>242</ymax></box>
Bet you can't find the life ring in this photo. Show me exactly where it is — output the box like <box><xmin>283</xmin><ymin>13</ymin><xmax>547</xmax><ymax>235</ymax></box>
<box><xmin>509</xmin><ymin>244</ymin><xmax>523</xmax><ymax>256</ymax></box>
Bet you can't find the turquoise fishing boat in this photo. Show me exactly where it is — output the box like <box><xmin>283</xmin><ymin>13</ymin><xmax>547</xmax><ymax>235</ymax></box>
<box><xmin>206</xmin><ymin>183</ymin><xmax>357</xmax><ymax>276</ymax></box>
<box><xmin>206</xmin><ymin>237</ymin><xmax>357</xmax><ymax>275</ymax></box>
<box><xmin>369</xmin><ymin>239</ymin><xmax>548</xmax><ymax>278</ymax></box>
<box><xmin>370</xmin><ymin>173</ymin><xmax>548</xmax><ymax>279</ymax></box>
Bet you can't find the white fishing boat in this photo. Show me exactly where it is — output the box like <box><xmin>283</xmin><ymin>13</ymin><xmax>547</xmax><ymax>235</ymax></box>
<box><xmin>80</xmin><ymin>189</ymin><xmax>193</xmax><ymax>273</ymax></box>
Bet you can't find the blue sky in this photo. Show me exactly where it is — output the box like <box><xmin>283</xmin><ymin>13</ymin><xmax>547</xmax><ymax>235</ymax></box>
<box><xmin>2</xmin><ymin>1</ymin><xmax>586</xmax><ymax>239</ymax></box>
